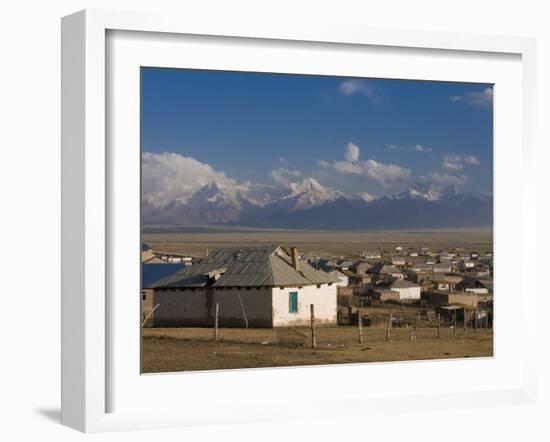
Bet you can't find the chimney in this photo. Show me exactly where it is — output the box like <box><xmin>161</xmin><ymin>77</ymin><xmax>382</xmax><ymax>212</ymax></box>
<box><xmin>290</xmin><ymin>247</ymin><xmax>299</xmax><ymax>271</ymax></box>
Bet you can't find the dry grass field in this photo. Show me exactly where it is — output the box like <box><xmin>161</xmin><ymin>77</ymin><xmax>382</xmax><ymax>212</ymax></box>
<box><xmin>142</xmin><ymin>328</ymin><xmax>492</xmax><ymax>373</ymax></box>
<box><xmin>142</xmin><ymin>226</ymin><xmax>493</xmax><ymax>257</ymax></box>
<box><xmin>141</xmin><ymin>323</ymin><xmax>493</xmax><ymax>373</ymax></box>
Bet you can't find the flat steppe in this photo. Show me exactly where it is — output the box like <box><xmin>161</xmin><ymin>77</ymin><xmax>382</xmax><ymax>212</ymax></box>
<box><xmin>143</xmin><ymin>226</ymin><xmax>493</xmax><ymax>257</ymax></box>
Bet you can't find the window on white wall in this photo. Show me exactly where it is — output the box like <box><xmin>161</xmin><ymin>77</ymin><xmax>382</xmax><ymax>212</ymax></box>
<box><xmin>289</xmin><ymin>291</ymin><xmax>298</xmax><ymax>313</ymax></box>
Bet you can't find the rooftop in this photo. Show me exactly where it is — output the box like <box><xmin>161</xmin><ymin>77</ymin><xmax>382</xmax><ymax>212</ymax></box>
<box><xmin>152</xmin><ymin>245</ymin><xmax>339</xmax><ymax>289</ymax></box>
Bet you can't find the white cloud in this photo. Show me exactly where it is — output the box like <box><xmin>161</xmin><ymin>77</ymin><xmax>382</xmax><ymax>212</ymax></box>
<box><xmin>442</xmin><ymin>153</ymin><xmax>481</xmax><ymax>171</ymax></box>
<box><xmin>463</xmin><ymin>155</ymin><xmax>481</xmax><ymax>166</ymax></box>
<box><xmin>142</xmin><ymin>152</ymin><xmax>237</xmax><ymax>208</ymax></box>
<box><xmin>270</xmin><ymin>167</ymin><xmax>303</xmax><ymax>189</ymax></box>
<box><xmin>317</xmin><ymin>159</ymin><xmax>330</xmax><ymax>168</ymax></box>
<box><xmin>331</xmin><ymin>143</ymin><xmax>412</xmax><ymax>186</ymax></box>
<box><xmin>424</xmin><ymin>172</ymin><xmax>468</xmax><ymax>187</ymax></box>
<box><xmin>362</xmin><ymin>159</ymin><xmax>412</xmax><ymax>185</ymax></box>
<box><xmin>344</xmin><ymin>142</ymin><xmax>360</xmax><ymax>162</ymax></box>
<box><xmin>387</xmin><ymin>143</ymin><xmax>432</xmax><ymax>153</ymax></box>
<box><xmin>442</xmin><ymin>154</ymin><xmax>463</xmax><ymax>171</ymax></box>
<box><xmin>339</xmin><ymin>79</ymin><xmax>374</xmax><ymax>98</ymax></box>
<box><xmin>414</xmin><ymin>144</ymin><xmax>432</xmax><ymax>152</ymax></box>
<box><xmin>450</xmin><ymin>87</ymin><xmax>493</xmax><ymax>109</ymax></box>
<box><xmin>333</xmin><ymin>160</ymin><xmax>364</xmax><ymax>175</ymax></box>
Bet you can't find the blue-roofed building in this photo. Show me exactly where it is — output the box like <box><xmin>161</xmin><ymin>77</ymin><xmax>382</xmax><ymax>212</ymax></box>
<box><xmin>141</xmin><ymin>263</ymin><xmax>184</xmax><ymax>327</ymax></box>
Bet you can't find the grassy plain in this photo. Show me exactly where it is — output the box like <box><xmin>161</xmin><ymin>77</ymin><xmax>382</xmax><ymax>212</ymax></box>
<box><xmin>143</xmin><ymin>226</ymin><xmax>493</xmax><ymax>257</ymax></box>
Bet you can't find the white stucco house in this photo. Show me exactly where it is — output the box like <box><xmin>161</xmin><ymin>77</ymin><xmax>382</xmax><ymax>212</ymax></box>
<box><xmin>150</xmin><ymin>245</ymin><xmax>339</xmax><ymax>327</ymax></box>
<box><xmin>377</xmin><ymin>278</ymin><xmax>421</xmax><ymax>300</ymax></box>
<box><xmin>330</xmin><ymin>269</ymin><xmax>349</xmax><ymax>287</ymax></box>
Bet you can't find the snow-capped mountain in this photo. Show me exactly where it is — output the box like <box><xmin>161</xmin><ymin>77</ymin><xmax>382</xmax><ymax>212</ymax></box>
<box><xmin>273</xmin><ymin>177</ymin><xmax>347</xmax><ymax>212</ymax></box>
<box><xmin>143</xmin><ymin>178</ymin><xmax>492</xmax><ymax>230</ymax></box>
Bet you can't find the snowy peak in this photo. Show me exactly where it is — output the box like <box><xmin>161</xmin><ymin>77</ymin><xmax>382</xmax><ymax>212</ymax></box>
<box><xmin>288</xmin><ymin>177</ymin><xmax>326</xmax><ymax>195</ymax></box>
<box><xmin>279</xmin><ymin>177</ymin><xmax>346</xmax><ymax>211</ymax></box>
<box><xmin>189</xmin><ymin>181</ymin><xmax>242</xmax><ymax>209</ymax></box>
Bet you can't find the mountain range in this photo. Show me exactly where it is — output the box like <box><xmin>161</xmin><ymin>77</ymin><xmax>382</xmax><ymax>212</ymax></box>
<box><xmin>142</xmin><ymin>177</ymin><xmax>493</xmax><ymax>230</ymax></box>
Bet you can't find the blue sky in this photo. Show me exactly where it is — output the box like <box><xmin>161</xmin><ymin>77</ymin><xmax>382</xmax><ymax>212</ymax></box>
<box><xmin>141</xmin><ymin>67</ymin><xmax>493</xmax><ymax>203</ymax></box>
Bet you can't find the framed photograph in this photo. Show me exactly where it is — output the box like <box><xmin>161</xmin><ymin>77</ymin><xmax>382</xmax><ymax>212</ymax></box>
<box><xmin>61</xmin><ymin>9</ymin><xmax>537</xmax><ymax>433</ymax></box>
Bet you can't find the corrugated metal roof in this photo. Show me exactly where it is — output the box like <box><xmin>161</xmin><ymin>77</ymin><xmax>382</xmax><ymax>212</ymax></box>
<box><xmin>390</xmin><ymin>279</ymin><xmax>419</xmax><ymax>289</ymax></box>
<box><xmin>152</xmin><ymin>244</ymin><xmax>338</xmax><ymax>288</ymax></box>
<box><xmin>368</xmin><ymin>262</ymin><xmax>402</xmax><ymax>275</ymax></box>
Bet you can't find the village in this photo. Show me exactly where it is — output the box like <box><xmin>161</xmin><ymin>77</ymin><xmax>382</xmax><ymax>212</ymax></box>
<box><xmin>141</xmin><ymin>240</ymin><xmax>493</xmax><ymax>372</ymax></box>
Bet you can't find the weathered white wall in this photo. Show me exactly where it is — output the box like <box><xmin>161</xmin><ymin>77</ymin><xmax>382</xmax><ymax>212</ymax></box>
<box><xmin>394</xmin><ymin>286</ymin><xmax>422</xmax><ymax>300</ymax></box>
<box><xmin>334</xmin><ymin>273</ymin><xmax>349</xmax><ymax>287</ymax></box>
<box><xmin>465</xmin><ymin>288</ymin><xmax>489</xmax><ymax>294</ymax></box>
<box><xmin>153</xmin><ymin>287</ymin><xmax>273</xmax><ymax>327</ymax></box>
<box><xmin>272</xmin><ymin>284</ymin><xmax>337</xmax><ymax>327</ymax></box>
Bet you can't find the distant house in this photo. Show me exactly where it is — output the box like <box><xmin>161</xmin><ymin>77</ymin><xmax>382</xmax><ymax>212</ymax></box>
<box><xmin>344</xmin><ymin>269</ymin><xmax>372</xmax><ymax>286</ymax></box>
<box><xmin>371</xmin><ymin>288</ymin><xmax>401</xmax><ymax>302</ymax></box>
<box><xmin>143</xmin><ymin>255</ymin><xmax>168</xmax><ymax>264</ymax></box>
<box><xmin>313</xmin><ymin>258</ymin><xmax>337</xmax><ymax>273</ymax></box>
<box><xmin>459</xmin><ymin>259</ymin><xmax>475</xmax><ymax>271</ymax></box>
<box><xmin>151</xmin><ymin>245</ymin><xmax>339</xmax><ymax>328</ymax></box>
<box><xmin>410</xmin><ymin>263</ymin><xmax>433</xmax><ymax>273</ymax></box>
<box><xmin>336</xmin><ymin>259</ymin><xmax>354</xmax><ymax>271</ymax></box>
<box><xmin>362</xmin><ymin>250</ymin><xmax>382</xmax><ymax>260</ymax></box>
<box><xmin>391</xmin><ymin>256</ymin><xmax>406</xmax><ymax>266</ymax></box>
<box><xmin>367</xmin><ymin>262</ymin><xmax>404</xmax><ymax>280</ymax></box>
<box><xmin>432</xmin><ymin>263</ymin><xmax>452</xmax><ymax>273</ymax></box>
<box><xmin>376</xmin><ymin>278</ymin><xmax>421</xmax><ymax>301</ymax></box>
<box><xmin>456</xmin><ymin>276</ymin><xmax>492</xmax><ymax>294</ymax></box>
<box><xmin>424</xmin><ymin>290</ymin><xmax>479</xmax><ymax>308</ymax></box>
<box><xmin>156</xmin><ymin>253</ymin><xmax>194</xmax><ymax>264</ymax></box>
<box><xmin>330</xmin><ymin>269</ymin><xmax>349</xmax><ymax>287</ymax></box>
<box><xmin>349</xmin><ymin>260</ymin><xmax>372</xmax><ymax>275</ymax></box>
<box><xmin>439</xmin><ymin>251</ymin><xmax>455</xmax><ymax>261</ymax></box>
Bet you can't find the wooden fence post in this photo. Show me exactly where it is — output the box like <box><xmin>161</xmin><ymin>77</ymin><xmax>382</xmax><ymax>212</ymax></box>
<box><xmin>464</xmin><ymin>309</ymin><xmax>467</xmax><ymax>337</ymax></box>
<box><xmin>386</xmin><ymin>311</ymin><xmax>392</xmax><ymax>341</ymax></box>
<box><xmin>437</xmin><ymin>313</ymin><xmax>441</xmax><ymax>340</ymax></box>
<box><xmin>214</xmin><ymin>303</ymin><xmax>219</xmax><ymax>341</ymax></box>
<box><xmin>474</xmin><ymin>310</ymin><xmax>478</xmax><ymax>333</ymax></box>
<box><xmin>453</xmin><ymin>310</ymin><xmax>457</xmax><ymax>337</ymax></box>
<box><xmin>310</xmin><ymin>304</ymin><xmax>317</xmax><ymax>349</ymax></box>
<box><xmin>358</xmin><ymin>311</ymin><xmax>363</xmax><ymax>344</ymax></box>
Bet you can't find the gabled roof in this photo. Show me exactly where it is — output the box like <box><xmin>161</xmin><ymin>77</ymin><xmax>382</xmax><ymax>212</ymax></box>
<box><xmin>376</xmin><ymin>278</ymin><xmax>419</xmax><ymax>289</ymax></box>
<box><xmin>152</xmin><ymin>245</ymin><xmax>339</xmax><ymax>288</ymax></box>
<box><xmin>143</xmin><ymin>255</ymin><xmax>168</xmax><ymax>264</ymax></box>
<box><xmin>389</xmin><ymin>279</ymin><xmax>419</xmax><ymax>289</ymax></box>
<box><xmin>368</xmin><ymin>262</ymin><xmax>402</xmax><ymax>275</ymax></box>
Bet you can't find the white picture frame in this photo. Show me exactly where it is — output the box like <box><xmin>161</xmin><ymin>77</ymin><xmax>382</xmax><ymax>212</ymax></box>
<box><xmin>61</xmin><ymin>9</ymin><xmax>537</xmax><ymax>433</ymax></box>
